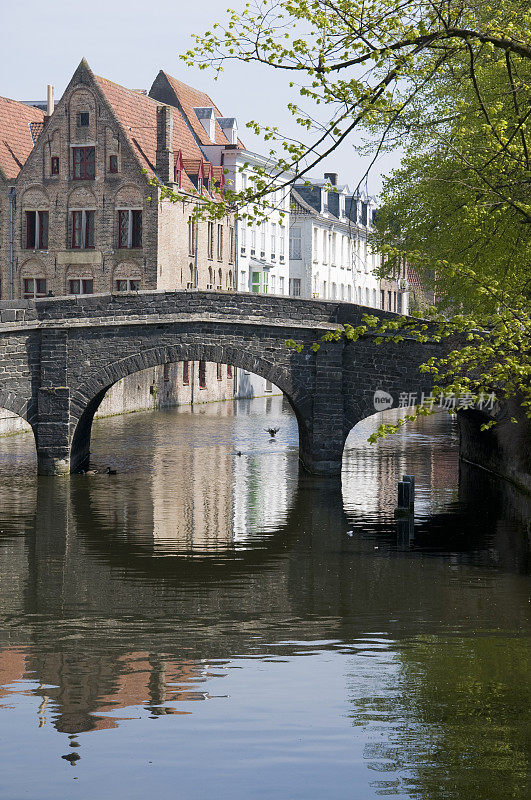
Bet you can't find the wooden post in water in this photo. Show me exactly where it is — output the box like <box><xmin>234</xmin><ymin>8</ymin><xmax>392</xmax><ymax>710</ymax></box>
<box><xmin>395</xmin><ymin>474</ymin><xmax>415</xmax><ymax>517</ymax></box>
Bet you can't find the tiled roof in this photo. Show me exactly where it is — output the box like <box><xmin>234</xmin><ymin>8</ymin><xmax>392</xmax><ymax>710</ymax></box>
<box><xmin>29</xmin><ymin>121</ymin><xmax>45</xmax><ymax>144</ymax></box>
<box><xmin>0</xmin><ymin>96</ymin><xmax>44</xmax><ymax>181</ymax></box>
<box><xmin>151</xmin><ymin>71</ymin><xmax>245</xmax><ymax>149</ymax></box>
<box><xmin>94</xmin><ymin>75</ymin><xmax>204</xmax><ymax>192</ymax></box>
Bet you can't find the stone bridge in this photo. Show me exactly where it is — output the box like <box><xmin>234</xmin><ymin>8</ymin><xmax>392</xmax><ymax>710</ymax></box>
<box><xmin>0</xmin><ymin>291</ymin><xmax>438</xmax><ymax>476</ymax></box>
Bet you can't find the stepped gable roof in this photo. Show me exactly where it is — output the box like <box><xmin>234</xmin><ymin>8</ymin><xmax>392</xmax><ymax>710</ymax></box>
<box><xmin>151</xmin><ymin>71</ymin><xmax>245</xmax><ymax>149</ymax></box>
<box><xmin>0</xmin><ymin>96</ymin><xmax>45</xmax><ymax>180</ymax></box>
<box><xmin>94</xmin><ymin>74</ymin><xmax>203</xmax><ymax>192</ymax></box>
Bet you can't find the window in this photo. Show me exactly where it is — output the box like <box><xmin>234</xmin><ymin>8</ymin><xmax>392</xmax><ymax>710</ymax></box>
<box><xmin>260</xmin><ymin>222</ymin><xmax>266</xmax><ymax>255</ymax></box>
<box><xmin>207</xmin><ymin>222</ymin><xmax>214</xmax><ymax>259</ymax></box>
<box><xmin>332</xmin><ymin>282</ymin><xmax>337</xmax><ymax>300</ymax></box>
<box><xmin>25</xmin><ymin>211</ymin><xmax>48</xmax><ymax>249</ymax></box>
<box><xmin>380</xmin><ymin>290</ymin><xmax>385</xmax><ymax>309</ymax></box>
<box><xmin>23</xmin><ymin>278</ymin><xmax>46</xmax><ymax>299</ymax></box>
<box><xmin>365</xmin><ymin>288</ymin><xmax>370</xmax><ymax>305</ymax></box>
<box><xmin>290</xmin><ymin>228</ymin><xmax>302</xmax><ymax>259</ymax></box>
<box><xmin>279</xmin><ymin>276</ymin><xmax>284</xmax><ymax>294</ymax></box>
<box><xmin>229</xmin><ymin>226</ymin><xmax>235</xmax><ymax>263</ymax></box>
<box><xmin>270</xmin><ymin>275</ymin><xmax>276</xmax><ymax>294</ymax></box>
<box><xmin>73</xmin><ymin>146</ymin><xmax>95</xmax><ymax>180</ymax></box>
<box><xmin>388</xmin><ymin>290</ymin><xmax>392</xmax><ymax>310</ymax></box>
<box><xmin>173</xmin><ymin>165</ymin><xmax>182</xmax><ymax>187</ymax></box>
<box><xmin>265</xmin><ymin>380</ymin><xmax>272</xmax><ymax>393</ymax></box>
<box><xmin>77</xmin><ymin>112</ymin><xmax>90</xmax><ymax>127</ymax></box>
<box><xmin>217</xmin><ymin>268</ymin><xmax>223</xmax><ymax>289</ymax></box>
<box><xmin>250</xmin><ymin>227</ymin><xmax>256</xmax><ymax>253</ymax></box>
<box><xmin>271</xmin><ymin>223</ymin><xmax>276</xmax><ymax>256</ymax></box>
<box><xmin>51</xmin><ymin>156</ymin><xmax>59</xmax><ymax>175</ymax></box>
<box><xmin>115</xmin><ymin>279</ymin><xmax>140</xmax><ymax>292</ymax></box>
<box><xmin>217</xmin><ymin>225</ymin><xmax>223</xmax><ymax>260</ymax></box>
<box><xmin>71</xmin><ymin>210</ymin><xmax>95</xmax><ymax>249</ymax></box>
<box><xmin>227</xmin><ymin>364</ymin><xmax>233</xmax><ymax>378</ymax></box>
<box><xmin>69</xmin><ymin>278</ymin><xmax>93</xmax><ymax>295</ymax></box>
<box><xmin>291</xmin><ymin>278</ymin><xmax>301</xmax><ymax>297</ymax></box>
<box><xmin>251</xmin><ymin>271</ymin><xmax>260</xmax><ymax>293</ymax></box>
<box><xmin>216</xmin><ymin>363</ymin><xmax>222</xmax><ymax>381</ymax></box>
<box><xmin>188</xmin><ymin>216</ymin><xmax>196</xmax><ymax>256</ymax></box>
<box><xmin>198</xmin><ymin>360</ymin><xmax>206</xmax><ymax>389</ymax></box>
<box><xmin>109</xmin><ymin>155</ymin><xmax>118</xmax><ymax>173</ymax></box>
<box><xmin>182</xmin><ymin>361</ymin><xmax>190</xmax><ymax>385</ymax></box>
<box><xmin>279</xmin><ymin>225</ymin><xmax>285</xmax><ymax>257</ymax></box>
<box><xmin>118</xmin><ymin>210</ymin><xmax>142</xmax><ymax>248</ymax></box>
<box><xmin>348</xmin><ymin>285</ymin><xmax>352</xmax><ymax>302</ymax></box>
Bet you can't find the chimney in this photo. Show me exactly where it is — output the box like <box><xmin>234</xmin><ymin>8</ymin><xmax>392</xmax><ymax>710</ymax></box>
<box><xmin>324</xmin><ymin>172</ymin><xmax>338</xmax><ymax>186</ymax></box>
<box><xmin>156</xmin><ymin>105</ymin><xmax>174</xmax><ymax>183</ymax></box>
<box><xmin>46</xmin><ymin>85</ymin><xmax>54</xmax><ymax>117</ymax></box>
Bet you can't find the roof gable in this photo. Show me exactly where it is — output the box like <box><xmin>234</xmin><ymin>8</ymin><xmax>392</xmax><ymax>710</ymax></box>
<box><xmin>149</xmin><ymin>70</ymin><xmax>245</xmax><ymax>149</ymax></box>
<box><xmin>0</xmin><ymin>96</ymin><xmax>44</xmax><ymax>181</ymax></box>
<box><xmin>94</xmin><ymin>74</ymin><xmax>203</xmax><ymax>191</ymax></box>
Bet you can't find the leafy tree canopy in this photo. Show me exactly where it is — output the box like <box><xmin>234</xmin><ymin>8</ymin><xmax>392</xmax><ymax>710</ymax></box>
<box><xmin>180</xmin><ymin>1</ymin><xmax>530</xmax><ymax>435</ymax></box>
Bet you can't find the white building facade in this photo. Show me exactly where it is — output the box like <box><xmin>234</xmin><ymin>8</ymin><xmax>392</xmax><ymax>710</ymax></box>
<box><xmin>289</xmin><ymin>173</ymin><xmax>408</xmax><ymax>313</ymax></box>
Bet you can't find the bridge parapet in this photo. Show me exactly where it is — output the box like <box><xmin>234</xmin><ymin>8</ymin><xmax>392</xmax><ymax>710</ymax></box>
<box><xmin>0</xmin><ymin>291</ymin><xmax>439</xmax><ymax>476</ymax></box>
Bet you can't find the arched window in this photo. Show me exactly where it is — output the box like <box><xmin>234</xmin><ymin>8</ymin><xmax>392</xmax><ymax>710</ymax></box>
<box><xmin>188</xmin><ymin>263</ymin><xmax>194</xmax><ymax>289</ymax></box>
<box><xmin>227</xmin><ymin>270</ymin><xmax>232</xmax><ymax>289</ymax></box>
<box><xmin>218</xmin><ymin>268</ymin><xmax>222</xmax><ymax>289</ymax></box>
<box><xmin>208</xmin><ymin>267</ymin><xmax>213</xmax><ymax>287</ymax></box>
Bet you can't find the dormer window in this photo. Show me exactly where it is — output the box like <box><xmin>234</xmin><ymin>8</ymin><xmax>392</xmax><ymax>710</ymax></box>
<box><xmin>173</xmin><ymin>150</ymin><xmax>183</xmax><ymax>188</ymax></box>
<box><xmin>51</xmin><ymin>156</ymin><xmax>59</xmax><ymax>175</ymax></box>
<box><xmin>77</xmin><ymin>112</ymin><xmax>90</xmax><ymax>127</ymax></box>
<box><xmin>197</xmin><ymin>176</ymin><xmax>203</xmax><ymax>194</ymax></box>
<box><xmin>109</xmin><ymin>155</ymin><xmax>118</xmax><ymax>174</ymax></box>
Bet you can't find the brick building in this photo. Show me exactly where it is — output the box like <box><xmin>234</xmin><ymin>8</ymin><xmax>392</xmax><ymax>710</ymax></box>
<box><xmin>1</xmin><ymin>59</ymin><xmax>235</xmax><ymax>300</ymax></box>
<box><xmin>0</xmin><ymin>59</ymin><xmax>237</xmax><ymax>413</ymax></box>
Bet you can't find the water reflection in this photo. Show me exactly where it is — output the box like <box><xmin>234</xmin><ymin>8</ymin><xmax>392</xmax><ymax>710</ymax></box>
<box><xmin>0</xmin><ymin>399</ymin><xmax>529</xmax><ymax>800</ymax></box>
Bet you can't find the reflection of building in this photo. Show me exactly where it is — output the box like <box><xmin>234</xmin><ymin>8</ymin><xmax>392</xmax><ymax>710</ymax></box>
<box><xmin>150</xmin><ymin>403</ymin><xmax>236</xmax><ymax>552</ymax></box>
<box><xmin>342</xmin><ymin>410</ymin><xmax>458</xmax><ymax>516</ymax></box>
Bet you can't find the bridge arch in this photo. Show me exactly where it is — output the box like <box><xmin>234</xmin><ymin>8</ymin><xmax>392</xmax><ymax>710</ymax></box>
<box><xmin>69</xmin><ymin>341</ymin><xmax>310</xmax><ymax>472</ymax></box>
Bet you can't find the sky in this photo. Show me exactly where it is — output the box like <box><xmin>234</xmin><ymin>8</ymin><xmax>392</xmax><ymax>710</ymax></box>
<box><xmin>1</xmin><ymin>0</ymin><xmax>401</xmax><ymax>195</ymax></box>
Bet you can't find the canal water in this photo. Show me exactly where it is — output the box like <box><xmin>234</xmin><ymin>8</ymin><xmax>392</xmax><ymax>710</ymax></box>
<box><xmin>0</xmin><ymin>396</ymin><xmax>529</xmax><ymax>799</ymax></box>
